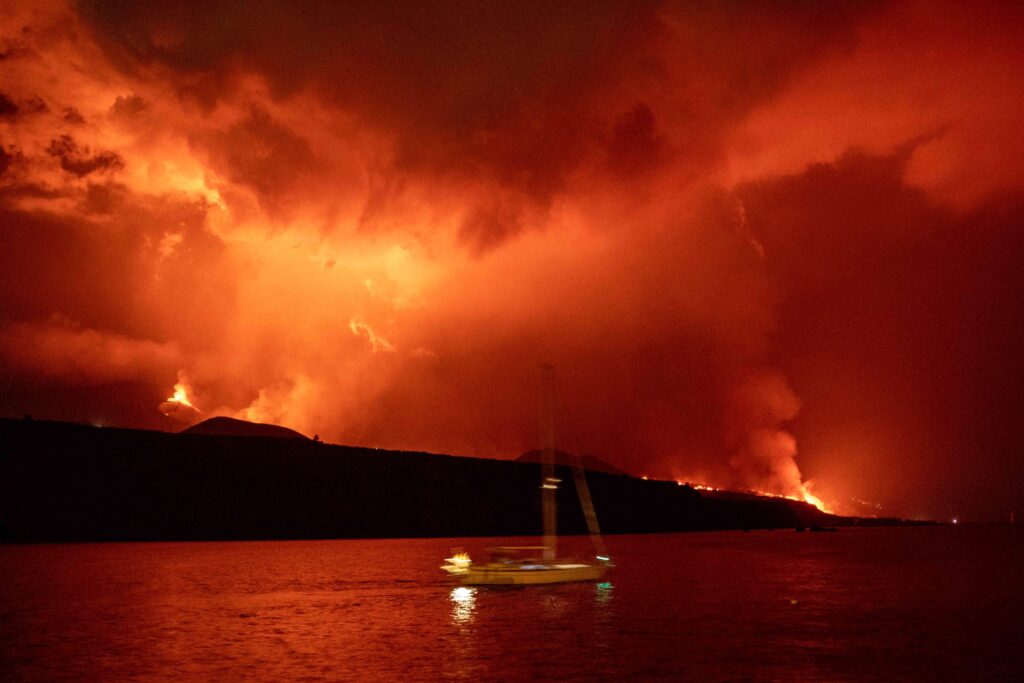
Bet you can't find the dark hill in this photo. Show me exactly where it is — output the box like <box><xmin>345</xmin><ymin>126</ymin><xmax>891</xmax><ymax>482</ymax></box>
<box><xmin>516</xmin><ymin>449</ymin><xmax>628</xmax><ymax>476</ymax></box>
<box><xmin>182</xmin><ymin>416</ymin><xmax>307</xmax><ymax>440</ymax></box>
<box><xmin>0</xmin><ymin>418</ymin><xmax>920</xmax><ymax>543</ymax></box>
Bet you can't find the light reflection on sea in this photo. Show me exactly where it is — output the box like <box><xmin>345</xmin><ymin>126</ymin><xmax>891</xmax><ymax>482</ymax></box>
<box><xmin>1</xmin><ymin>527</ymin><xmax>1022</xmax><ymax>680</ymax></box>
<box><xmin>449</xmin><ymin>586</ymin><xmax>476</xmax><ymax>625</ymax></box>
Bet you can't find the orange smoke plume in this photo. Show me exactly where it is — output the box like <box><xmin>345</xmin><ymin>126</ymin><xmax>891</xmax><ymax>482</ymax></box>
<box><xmin>1</xmin><ymin>0</ymin><xmax>1023</xmax><ymax>520</ymax></box>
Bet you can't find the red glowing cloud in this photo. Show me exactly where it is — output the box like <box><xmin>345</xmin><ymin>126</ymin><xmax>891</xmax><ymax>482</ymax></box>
<box><xmin>1</xmin><ymin>0</ymin><xmax>1022</xmax><ymax>520</ymax></box>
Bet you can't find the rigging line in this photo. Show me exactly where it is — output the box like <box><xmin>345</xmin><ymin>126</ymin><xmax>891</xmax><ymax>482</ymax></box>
<box><xmin>570</xmin><ymin>450</ymin><xmax>610</xmax><ymax>561</ymax></box>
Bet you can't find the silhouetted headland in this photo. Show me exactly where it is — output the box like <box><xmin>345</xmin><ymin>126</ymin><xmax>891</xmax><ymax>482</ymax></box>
<box><xmin>0</xmin><ymin>417</ymin><xmax>926</xmax><ymax>543</ymax></box>
<box><xmin>180</xmin><ymin>415</ymin><xmax>309</xmax><ymax>440</ymax></box>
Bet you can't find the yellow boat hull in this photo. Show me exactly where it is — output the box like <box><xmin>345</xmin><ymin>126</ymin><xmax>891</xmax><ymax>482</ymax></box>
<box><xmin>457</xmin><ymin>563</ymin><xmax>607</xmax><ymax>585</ymax></box>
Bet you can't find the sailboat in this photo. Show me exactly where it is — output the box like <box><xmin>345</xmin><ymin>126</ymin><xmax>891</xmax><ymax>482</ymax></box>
<box><xmin>441</xmin><ymin>365</ymin><xmax>611</xmax><ymax>585</ymax></box>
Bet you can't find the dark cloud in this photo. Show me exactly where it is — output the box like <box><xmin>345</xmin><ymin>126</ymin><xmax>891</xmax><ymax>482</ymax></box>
<box><xmin>607</xmin><ymin>104</ymin><xmax>668</xmax><ymax>178</ymax></box>
<box><xmin>0</xmin><ymin>92</ymin><xmax>51</xmax><ymax>117</ymax></box>
<box><xmin>77</xmin><ymin>1</ymin><xmax>655</xmax><ymax>113</ymax></box>
<box><xmin>46</xmin><ymin>134</ymin><xmax>125</xmax><ymax>177</ymax></box>
<box><xmin>62</xmin><ymin>106</ymin><xmax>85</xmax><ymax>124</ymax></box>
<box><xmin>739</xmin><ymin>148</ymin><xmax>1024</xmax><ymax>518</ymax></box>
<box><xmin>22</xmin><ymin>95</ymin><xmax>48</xmax><ymax>115</ymax></box>
<box><xmin>0</xmin><ymin>183</ymin><xmax>230</xmax><ymax>340</ymax></box>
<box><xmin>0</xmin><ymin>206</ymin><xmax>139</xmax><ymax>330</ymax></box>
<box><xmin>457</xmin><ymin>201</ymin><xmax>524</xmax><ymax>256</ymax></box>
<box><xmin>0</xmin><ymin>181</ymin><xmax>66</xmax><ymax>202</ymax></box>
<box><xmin>0</xmin><ymin>92</ymin><xmax>18</xmax><ymax>117</ymax></box>
<box><xmin>109</xmin><ymin>94</ymin><xmax>147</xmax><ymax>118</ymax></box>
<box><xmin>77</xmin><ymin>1</ymin><xmax>882</xmax><ymax>249</ymax></box>
<box><xmin>81</xmin><ymin>181</ymin><xmax>126</xmax><ymax>214</ymax></box>
<box><xmin>0</xmin><ymin>318</ymin><xmax>180</xmax><ymax>385</ymax></box>
<box><xmin>198</xmin><ymin>107</ymin><xmax>316</xmax><ymax>214</ymax></box>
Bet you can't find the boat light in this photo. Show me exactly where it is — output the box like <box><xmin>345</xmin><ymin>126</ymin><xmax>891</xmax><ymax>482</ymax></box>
<box><xmin>596</xmin><ymin>555</ymin><xmax>610</xmax><ymax>562</ymax></box>
<box><xmin>445</xmin><ymin>552</ymin><xmax>472</xmax><ymax>568</ymax></box>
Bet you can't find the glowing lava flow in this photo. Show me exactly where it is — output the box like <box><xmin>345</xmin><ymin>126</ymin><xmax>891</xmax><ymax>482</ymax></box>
<box><xmin>676</xmin><ymin>479</ymin><xmax>833</xmax><ymax>514</ymax></box>
<box><xmin>752</xmin><ymin>487</ymin><xmax>833</xmax><ymax>514</ymax></box>
<box><xmin>167</xmin><ymin>382</ymin><xmax>198</xmax><ymax>410</ymax></box>
<box><xmin>159</xmin><ymin>378</ymin><xmax>202</xmax><ymax>421</ymax></box>
<box><xmin>799</xmin><ymin>485</ymin><xmax>831</xmax><ymax>513</ymax></box>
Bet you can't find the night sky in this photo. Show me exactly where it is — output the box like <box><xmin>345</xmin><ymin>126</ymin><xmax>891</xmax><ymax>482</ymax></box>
<box><xmin>1</xmin><ymin>1</ymin><xmax>1022</xmax><ymax>521</ymax></box>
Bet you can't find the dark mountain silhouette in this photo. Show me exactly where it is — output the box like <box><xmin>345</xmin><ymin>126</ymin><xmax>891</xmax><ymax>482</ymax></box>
<box><xmin>516</xmin><ymin>449</ymin><xmax>628</xmax><ymax>476</ymax></box>
<box><xmin>0</xmin><ymin>418</ymin><xmax>926</xmax><ymax>543</ymax></box>
<box><xmin>182</xmin><ymin>416</ymin><xmax>307</xmax><ymax>440</ymax></box>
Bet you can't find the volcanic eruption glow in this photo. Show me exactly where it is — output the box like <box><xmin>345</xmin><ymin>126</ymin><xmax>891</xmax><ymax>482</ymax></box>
<box><xmin>2</xmin><ymin>0</ymin><xmax>1024</xmax><ymax>520</ymax></box>
<box><xmin>167</xmin><ymin>382</ymin><xmax>197</xmax><ymax>412</ymax></box>
<box><xmin>158</xmin><ymin>376</ymin><xmax>201</xmax><ymax>421</ymax></box>
<box><xmin>799</xmin><ymin>485</ymin><xmax>830</xmax><ymax>514</ymax></box>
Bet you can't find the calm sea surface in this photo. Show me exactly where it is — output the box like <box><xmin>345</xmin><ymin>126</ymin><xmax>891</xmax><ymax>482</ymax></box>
<box><xmin>1</xmin><ymin>527</ymin><xmax>1022</xmax><ymax>681</ymax></box>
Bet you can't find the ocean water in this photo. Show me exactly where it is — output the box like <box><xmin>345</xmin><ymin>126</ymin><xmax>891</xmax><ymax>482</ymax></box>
<box><xmin>1</xmin><ymin>527</ymin><xmax>1022</xmax><ymax>681</ymax></box>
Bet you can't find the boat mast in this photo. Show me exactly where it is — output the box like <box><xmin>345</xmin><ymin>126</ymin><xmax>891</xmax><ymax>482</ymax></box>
<box><xmin>541</xmin><ymin>363</ymin><xmax>557</xmax><ymax>562</ymax></box>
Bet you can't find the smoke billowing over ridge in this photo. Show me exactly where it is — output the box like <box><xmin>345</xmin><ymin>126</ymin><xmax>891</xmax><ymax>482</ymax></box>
<box><xmin>2</xmin><ymin>0</ymin><xmax>1023</xmax><ymax>520</ymax></box>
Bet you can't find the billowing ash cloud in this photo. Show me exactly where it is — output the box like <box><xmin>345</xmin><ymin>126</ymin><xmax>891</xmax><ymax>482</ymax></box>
<box><xmin>47</xmin><ymin>134</ymin><xmax>124</xmax><ymax>177</ymax></box>
<box><xmin>0</xmin><ymin>0</ymin><xmax>1022</xmax><ymax>520</ymax></box>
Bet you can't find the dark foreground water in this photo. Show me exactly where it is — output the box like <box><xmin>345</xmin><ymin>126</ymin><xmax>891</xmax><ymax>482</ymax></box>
<box><xmin>1</xmin><ymin>527</ymin><xmax>1022</xmax><ymax>681</ymax></box>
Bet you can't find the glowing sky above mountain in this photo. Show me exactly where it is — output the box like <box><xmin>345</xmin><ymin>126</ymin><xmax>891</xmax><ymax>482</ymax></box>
<box><xmin>2</xmin><ymin>0</ymin><xmax>1022</xmax><ymax>520</ymax></box>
